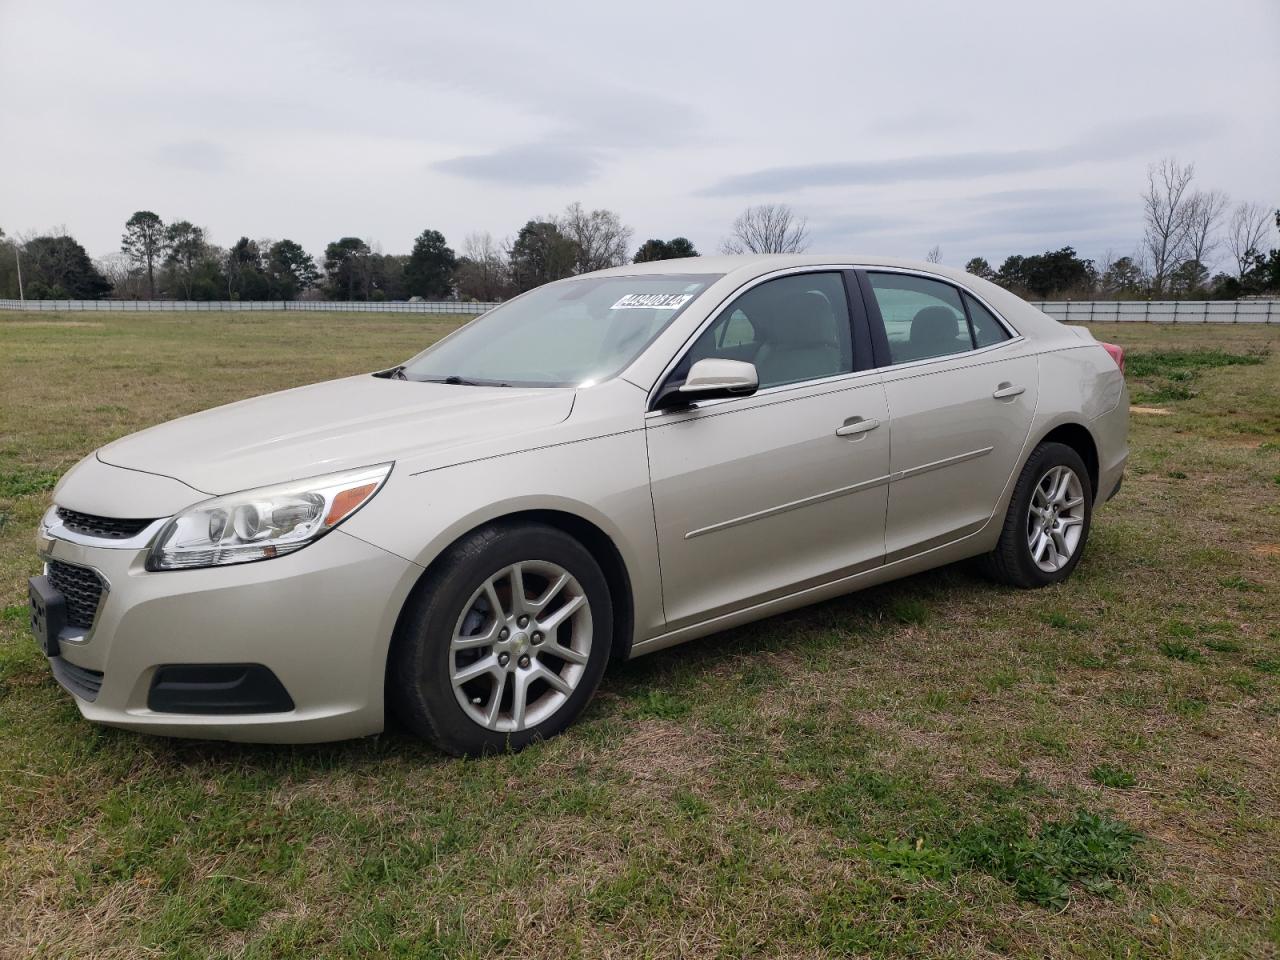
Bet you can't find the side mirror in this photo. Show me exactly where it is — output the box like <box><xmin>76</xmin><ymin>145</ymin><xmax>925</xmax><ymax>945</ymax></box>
<box><xmin>654</xmin><ymin>358</ymin><xmax>759</xmax><ymax>410</ymax></box>
<box><xmin>680</xmin><ymin>358</ymin><xmax>759</xmax><ymax>397</ymax></box>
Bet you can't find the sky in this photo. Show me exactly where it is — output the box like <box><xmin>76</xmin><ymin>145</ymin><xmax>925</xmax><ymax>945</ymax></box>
<box><xmin>1</xmin><ymin>0</ymin><xmax>1277</xmax><ymax>271</ymax></box>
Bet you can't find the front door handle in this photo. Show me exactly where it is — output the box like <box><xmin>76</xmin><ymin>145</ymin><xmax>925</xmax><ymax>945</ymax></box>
<box><xmin>835</xmin><ymin>416</ymin><xmax>880</xmax><ymax>438</ymax></box>
<box><xmin>992</xmin><ymin>383</ymin><xmax>1026</xmax><ymax>399</ymax></box>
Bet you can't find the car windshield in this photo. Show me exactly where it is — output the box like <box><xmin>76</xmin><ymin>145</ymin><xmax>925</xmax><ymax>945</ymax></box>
<box><xmin>400</xmin><ymin>274</ymin><xmax>719</xmax><ymax>387</ymax></box>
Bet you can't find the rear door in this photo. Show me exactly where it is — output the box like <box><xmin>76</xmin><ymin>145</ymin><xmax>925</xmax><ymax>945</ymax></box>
<box><xmin>858</xmin><ymin>270</ymin><xmax>1038</xmax><ymax>561</ymax></box>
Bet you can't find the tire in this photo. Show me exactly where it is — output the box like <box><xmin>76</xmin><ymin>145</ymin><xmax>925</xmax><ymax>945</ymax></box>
<box><xmin>980</xmin><ymin>442</ymin><xmax>1093</xmax><ymax>589</ymax></box>
<box><xmin>388</xmin><ymin>521</ymin><xmax>613</xmax><ymax>756</ymax></box>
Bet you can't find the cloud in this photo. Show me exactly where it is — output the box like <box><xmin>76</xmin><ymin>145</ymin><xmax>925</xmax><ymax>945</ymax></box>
<box><xmin>976</xmin><ymin>187</ymin><xmax>1108</xmax><ymax>206</ymax></box>
<box><xmin>698</xmin><ymin>115</ymin><xmax>1222</xmax><ymax>196</ymax></box>
<box><xmin>434</xmin><ymin>140</ymin><xmax>603</xmax><ymax>187</ymax></box>
<box><xmin>352</xmin><ymin>25</ymin><xmax>705</xmax><ymax>187</ymax></box>
<box><xmin>352</xmin><ymin>25</ymin><xmax>705</xmax><ymax>152</ymax></box>
<box><xmin>428</xmin><ymin>78</ymin><xmax>704</xmax><ymax>187</ymax></box>
<box><xmin>803</xmin><ymin>186</ymin><xmax>1141</xmax><ymax>263</ymax></box>
<box><xmin>3</xmin><ymin>0</ymin><xmax>1272</xmax><ymax>261</ymax></box>
<box><xmin>698</xmin><ymin>147</ymin><xmax>1058</xmax><ymax>196</ymax></box>
<box><xmin>154</xmin><ymin>139</ymin><xmax>229</xmax><ymax>172</ymax></box>
<box><xmin>948</xmin><ymin>187</ymin><xmax>1136</xmax><ymax>241</ymax></box>
<box><xmin>865</xmin><ymin>109</ymin><xmax>972</xmax><ymax>136</ymax></box>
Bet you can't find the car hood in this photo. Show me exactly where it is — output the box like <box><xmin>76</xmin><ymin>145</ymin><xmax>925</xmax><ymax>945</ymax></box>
<box><xmin>97</xmin><ymin>375</ymin><xmax>576</xmax><ymax>494</ymax></box>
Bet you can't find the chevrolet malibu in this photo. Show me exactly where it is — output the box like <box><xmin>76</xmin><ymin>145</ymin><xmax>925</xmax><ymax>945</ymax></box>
<box><xmin>30</xmin><ymin>255</ymin><xmax>1128</xmax><ymax>754</ymax></box>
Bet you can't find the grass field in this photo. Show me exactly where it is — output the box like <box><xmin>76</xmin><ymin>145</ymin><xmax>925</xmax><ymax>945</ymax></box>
<box><xmin>1</xmin><ymin>312</ymin><xmax>1277</xmax><ymax>959</ymax></box>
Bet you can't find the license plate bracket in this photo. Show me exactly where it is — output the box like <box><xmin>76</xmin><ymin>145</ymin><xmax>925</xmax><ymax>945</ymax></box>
<box><xmin>28</xmin><ymin>575</ymin><xmax>66</xmax><ymax>658</ymax></box>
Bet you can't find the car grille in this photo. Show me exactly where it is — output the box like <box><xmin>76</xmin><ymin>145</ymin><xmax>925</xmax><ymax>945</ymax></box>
<box><xmin>50</xmin><ymin>658</ymin><xmax>105</xmax><ymax>702</ymax></box>
<box><xmin>56</xmin><ymin>507</ymin><xmax>156</xmax><ymax>540</ymax></box>
<box><xmin>46</xmin><ymin>560</ymin><xmax>105</xmax><ymax>629</ymax></box>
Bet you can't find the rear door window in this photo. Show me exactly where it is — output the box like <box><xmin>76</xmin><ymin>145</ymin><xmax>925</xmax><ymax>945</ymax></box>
<box><xmin>866</xmin><ymin>273</ymin><xmax>970</xmax><ymax>364</ymax></box>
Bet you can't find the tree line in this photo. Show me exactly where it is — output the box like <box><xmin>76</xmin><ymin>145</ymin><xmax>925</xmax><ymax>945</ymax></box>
<box><xmin>0</xmin><ymin>202</ymin><xmax>703</xmax><ymax>303</ymax></box>
<box><xmin>959</xmin><ymin>160</ymin><xmax>1278</xmax><ymax>300</ymax></box>
<box><xmin>0</xmin><ymin>158</ymin><xmax>1274</xmax><ymax>303</ymax></box>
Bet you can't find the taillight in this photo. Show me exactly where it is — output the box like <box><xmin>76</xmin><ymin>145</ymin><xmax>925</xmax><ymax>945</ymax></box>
<box><xmin>1100</xmin><ymin>342</ymin><xmax>1125</xmax><ymax>374</ymax></box>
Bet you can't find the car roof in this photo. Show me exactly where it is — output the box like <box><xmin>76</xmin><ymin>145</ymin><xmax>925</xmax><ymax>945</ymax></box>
<box><xmin>583</xmin><ymin>254</ymin><xmax>1062</xmax><ymax>340</ymax></box>
<box><xmin>589</xmin><ymin>253</ymin><xmax>959</xmax><ymax>280</ymax></box>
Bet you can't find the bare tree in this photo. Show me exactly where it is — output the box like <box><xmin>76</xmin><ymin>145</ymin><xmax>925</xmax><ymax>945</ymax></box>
<box><xmin>1141</xmin><ymin>158</ymin><xmax>1196</xmax><ymax>295</ymax></box>
<box><xmin>94</xmin><ymin>253</ymin><xmax>142</xmax><ymax>299</ymax></box>
<box><xmin>925</xmin><ymin>245</ymin><xmax>942</xmax><ymax>264</ymax></box>
<box><xmin>1226</xmin><ymin>201</ymin><xmax>1273</xmax><ymax>280</ymax></box>
<box><xmin>557</xmin><ymin>202</ymin><xmax>633</xmax><ymax>273</ymax></box>
<box><xmin>720</xmin><ymin>204</ymin><xmax>809</xmax><ymax>254</ymax></box>
<box><xmin>1183</xmin><ymin>189</ymin><xmax>1229</xmax><ymax>273</ymax></box>
<box><xmin>455</xmin><ymin>232</ymin><xmax>509</xmax><ymax>301</ymax></box>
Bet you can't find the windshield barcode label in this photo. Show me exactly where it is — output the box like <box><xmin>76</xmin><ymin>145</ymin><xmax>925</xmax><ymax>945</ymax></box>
<box><xmin>610</xmin><ymin>293</ymin><xmax>694</xmax><ymax>311</ymax></box>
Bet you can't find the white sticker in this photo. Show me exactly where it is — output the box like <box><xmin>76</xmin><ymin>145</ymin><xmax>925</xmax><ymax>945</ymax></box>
<box><xmin>610</xmin><ymin>293</ymin><xmax>694</xmax><ymax>311</ymax></box>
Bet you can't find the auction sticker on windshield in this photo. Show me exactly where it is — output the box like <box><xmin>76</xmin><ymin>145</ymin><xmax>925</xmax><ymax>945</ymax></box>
<box><xmin>610</xmin><ymin>293</ymin><xmax>694</xmax><ymax>310</ymax></box>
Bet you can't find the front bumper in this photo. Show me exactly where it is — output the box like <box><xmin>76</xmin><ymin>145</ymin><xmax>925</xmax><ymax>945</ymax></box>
<box><xmin>36</xmin><ymin>523</ymin><xmax>421</xmax><ymax>743</ymax></box>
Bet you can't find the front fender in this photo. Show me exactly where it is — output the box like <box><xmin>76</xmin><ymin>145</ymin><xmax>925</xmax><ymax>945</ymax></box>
<box><xmin>340</xmin><ymin>428</ymin><xmax>664</xmax><ymax>640</ymax></box>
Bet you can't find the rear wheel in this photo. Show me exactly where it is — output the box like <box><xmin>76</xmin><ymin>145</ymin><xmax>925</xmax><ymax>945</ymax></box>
<box><xmin>389</xmin><ymin>523</ymin><xmax>612</xmax><ymax>755</ymax></box>
<box><xmin>981</xmin><ymin>442</ymin><xmax>1092</xmax><ymax>588</ymax></box>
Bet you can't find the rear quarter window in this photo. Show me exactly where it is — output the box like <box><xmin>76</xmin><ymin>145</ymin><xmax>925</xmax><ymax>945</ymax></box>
<box><xmin>964</xmin><ymin>293</ymin><xmax>1012</xmax><ymax>348</ymax></box>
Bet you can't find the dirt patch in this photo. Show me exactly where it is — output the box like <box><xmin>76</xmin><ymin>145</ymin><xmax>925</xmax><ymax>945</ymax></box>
<box><xmin>1130</xmin><ymin>405</ymin><xmax>1172</xmax><ymax>416</ymax></box>
<box><xmin>612</xmin><ymin>718</ymin><xmax>722</xmax><ymax>788</ymax></box>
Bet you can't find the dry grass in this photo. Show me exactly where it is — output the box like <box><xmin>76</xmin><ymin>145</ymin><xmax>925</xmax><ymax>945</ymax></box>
<box><xmin>0</xmin><ymin>313</ymin><xmax>1277</xmax><ymax>958</ymax></box>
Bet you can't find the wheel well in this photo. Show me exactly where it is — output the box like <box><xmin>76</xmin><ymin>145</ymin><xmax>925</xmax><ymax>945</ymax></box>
<box><xmin>395</xmin><ymin>509</ymin><xmax>636</xmax><ymax>668</ymax></box>
<box><xmin>1040</xmin><ymin>423</ymin><xmax>1099</xmax><ymax>500</ymax></box>
<box><xmin>516</xmin><ymin>510</ymin><xmax>634</xmax><ymax>663</ymax></box>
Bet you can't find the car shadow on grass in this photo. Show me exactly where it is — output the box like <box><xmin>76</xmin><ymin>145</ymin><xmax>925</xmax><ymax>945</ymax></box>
<box><xmin>56</xmin><ymin>555</ymin><xmax>1058</xmax><ymax>777</ymax></box>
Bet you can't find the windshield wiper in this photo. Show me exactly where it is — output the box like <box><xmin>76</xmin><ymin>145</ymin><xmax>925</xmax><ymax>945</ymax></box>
<box><xmin>421</xmin><ymin>375</ymin><xmax>513</xmax><ymax>387</ymax></box>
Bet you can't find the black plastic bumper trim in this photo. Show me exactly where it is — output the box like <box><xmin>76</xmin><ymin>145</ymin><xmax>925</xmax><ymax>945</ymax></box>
<box><xmin>29</xmin><ymin>575</ymin><xmax>66</xmax><ymax>657</ymax></box>
<box><xmin>50</xmin><ymin>657</ymin><xmax>105</xmax><ymax>702</ymax></box>
<box><xmin>1105</xmin><ymin>474</ymin><xmax>1123</xmax><ymax>503</ymax></box>
<box><xmin>147</xmin><ymin>663</ymin><xmax>295</xmax><ymax>715</ymax></box>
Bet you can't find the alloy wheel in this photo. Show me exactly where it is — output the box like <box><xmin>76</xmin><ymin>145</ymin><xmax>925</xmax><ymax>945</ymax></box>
<box><xmin>1026</xmin><ymin>465</ymin><xmax>1086</xmax><ymax>573</ymax></box>
<box><xmin>449</xmin><ymin>561</ymin><xmax>592</xmax><ymax>732</ymax></box>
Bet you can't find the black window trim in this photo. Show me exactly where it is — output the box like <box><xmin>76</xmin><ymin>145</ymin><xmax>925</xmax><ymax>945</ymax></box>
<box><xmin>960</xmin><ymin>293</ymin><xmax>979</xmax><ymax>350</ymax></box>
<box><xmin>853</xmin><ymin>268</ymin><xmax>1021</xmax><ymax>372</ymax></box>
<box><xmin>646</xmin><ymin>266</ymin><xmax>877</xmax><ymax>414</ymax></box>
<box><xmin>960</xmin><ymin>289</ymin><xmax>1013</xmax><ymax>351</ymax></box>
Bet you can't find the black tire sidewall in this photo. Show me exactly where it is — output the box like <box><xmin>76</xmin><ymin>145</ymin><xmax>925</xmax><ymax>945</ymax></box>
<box><xmin>391</xmin><ymin>523</ymin><xmax>613</xmax><ymax>755</ymax></box>
<box><xmin>1008</xmin><ymin>443</ymin><xmax>1093</xmax><ymax>586</ymax></box>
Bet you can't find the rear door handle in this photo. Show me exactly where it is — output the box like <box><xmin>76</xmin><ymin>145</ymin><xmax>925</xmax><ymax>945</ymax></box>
<box><xmin>992</xmin><ymin>383</ymin><xmax>1026</xmax><ymax>399</ymax></box>
<box><xmin>835</xmin><ymin>416</ymin><xmax>880</xmax><ymax>438</ymax></box>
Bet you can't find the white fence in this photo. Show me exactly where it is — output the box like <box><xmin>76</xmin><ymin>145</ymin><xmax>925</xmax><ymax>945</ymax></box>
<box><xmin>1029</xmin><ymin>300</ymin><xmax>1278</xmax><ymax>323</ymax></box>
<box><xmin>1</xmin><ymin>297</ymin><xmax>1276</xmax><ymax>323</ymax></box>
<box><xmin>0</xmin><ymin>298</ymin><xmax>498</xmax><ymax>315</ymax></box>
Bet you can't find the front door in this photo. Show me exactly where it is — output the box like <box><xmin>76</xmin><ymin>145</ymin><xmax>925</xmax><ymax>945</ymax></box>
<box><xmin>645</xmin><ymin>271</ymin><xmax>891</xmax><ymax>629</ymax></box>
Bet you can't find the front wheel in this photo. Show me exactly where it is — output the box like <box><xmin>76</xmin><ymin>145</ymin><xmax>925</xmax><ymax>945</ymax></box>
<box><xmin>388</xmin><ymin>523</ymin><xmax>612</xmax><ymax>755</ymax></box>
<box><xmin>980</xmin><ymin>442</ymin><xmax>1093</xmax><ymax>588</ymax></box>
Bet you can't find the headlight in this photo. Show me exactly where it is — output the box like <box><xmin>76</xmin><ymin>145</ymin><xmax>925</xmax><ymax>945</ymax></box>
<box><xmin>147</xmin><ymin>463</ymin><xmax>392</xmax><ymax>570</ymax></box>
